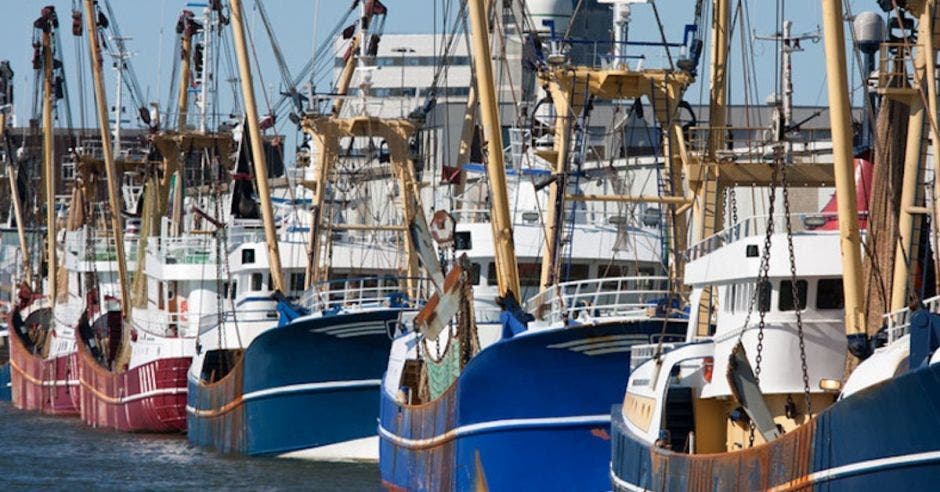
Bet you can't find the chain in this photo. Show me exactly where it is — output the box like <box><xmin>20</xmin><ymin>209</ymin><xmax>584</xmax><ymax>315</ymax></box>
<box><xmin>728</xmin><ymin>187</ymin><xmax>739</xmax><ymax>224</ymax></box>
<box><xmin>780</xmin><ymin>163</ymin><xmax>813</xmax><ymax>416</ymax></box>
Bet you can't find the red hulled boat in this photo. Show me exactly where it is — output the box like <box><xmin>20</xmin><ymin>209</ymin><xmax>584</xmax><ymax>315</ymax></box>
<box><xmin>7</xmin><ymin>291</ymin><xmax>80</xmax><ymax>415</ymax></box>
<box><xmin>75</xmin><ymin>300</ymin><xmax>191</xmax><ymax>432</ymax></box>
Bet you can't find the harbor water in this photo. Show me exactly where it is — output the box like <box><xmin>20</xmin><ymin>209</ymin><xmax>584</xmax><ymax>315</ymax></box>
<box><xmin>0</xmin><ymin>403</ymin><xmax>378</xmax><ymax>490</ymax></box>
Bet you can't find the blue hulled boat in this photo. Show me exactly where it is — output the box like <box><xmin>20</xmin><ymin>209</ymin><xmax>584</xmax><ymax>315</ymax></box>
<box><xmin>611</xmin><ymin>307</ymin><xmax>940</xmax><ymax>490</ymax></box>
<box><xmin>379</xmin><ymin>272</ymin><xmax>686</xmax><ymax>490</ymax></box>
<box><xmin>188</xmin><ymin>276</ymin><xmax>424</xmax><ymax>460</ymax></box>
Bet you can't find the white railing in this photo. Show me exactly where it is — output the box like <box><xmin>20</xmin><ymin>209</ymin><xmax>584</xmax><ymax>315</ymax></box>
<box><xmin>630</xmin><ymin>342</ymin><xmax>677</xmax><ymax>372</ymax></box>
<box><xmin>526</xmin><ymin>276</ymin><xmax>671</xmax><ymax>325</ymax></box>
<box><xmin>63</xmin><ymin>233</ymin><xmax>139</xmax><ymax>262</ymax></box>
<box><xmin>883</xmin><ymin>294</ymin><xmax>940</xmax><ymax>343</ymax></box>
<box><xmin>302</xmin><ymin>276</ymin><xmax>430</xmax><ymax>313</ymax></box>
<box><xmin>197</xmin><ymin>308</ymin><xmax>280</xmax><ymax>335</ymax></box>
<box><xmin>451</xmin><ymin>207</ymin><xmax>637</xmax><ymax>229</ymax></box>
<box><xmin>131</xmin><ymin>310</ymin><xmax>196</xmax><ymax>338</ymax></box>
<box><xmin>148</xmin><ymin>235</ymin><xmax>218</xmax><ymax>265</ymax></box>
<box><xmin>685</xmin><ymin>212</ymin><xmax>860</xmax><ymax>262</ymax></box>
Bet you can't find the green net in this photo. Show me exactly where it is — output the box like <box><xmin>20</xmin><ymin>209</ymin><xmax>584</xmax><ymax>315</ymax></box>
<box><xmin>426</xmin><ymin>338</ymin><xmax>461</xmax><ymax>400</ymax></box>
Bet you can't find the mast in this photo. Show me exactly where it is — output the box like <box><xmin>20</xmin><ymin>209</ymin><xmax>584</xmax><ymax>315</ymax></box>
<box><xmin>820</xmin><ymin>0</ymin><xmax>866</xmax><ymax>351</ymax></box>
<box><xmin>891</xmin><ymin>6</ymin><xmax>932</xmax><ymax>311</ymax></box>
<box><xmin>198</xmin><ymin>5</ymin><xmax>212</xmax><ymax>133</ymax></box>
<box><xmin>84</xmin><ymin>0</ymin><xmax>130</xmax><ymax>318</ymax></box>
<box><xmin>41</xmin><ymin>27</ymin><xmax>57</xmax><ymax>304</ymax></box>
<box><xmin>178</xmin><ymin>12</ymin><xmax>194</xmax><ymax>132</ymax></box>
<box><xmin>0</xmin><ymin>70</ymin><xmax>30</xmax><ymax>287</ymax></box>
<box><xmin>467</xmin><ymin>0</ymin><xmax>521</xmax><ymax>298</ymax></box>
<box><xmin>229</xmin><ymin>0</ymin><xmax>285</xmax><ymax>292</ymax></box>
<box><xmin>689</xmin><ymin>0</ymin><xmax>729</xmax><ymax>337</ymax></box>
<box><xmin>332</xmin><ymin>2</ymin><xmax>377</xmax><ymax>116</ymax></box>
<box><xmin>706</xmin><ymin>0</ymin><xmax>729</xmax><ymax>156</ymax></box>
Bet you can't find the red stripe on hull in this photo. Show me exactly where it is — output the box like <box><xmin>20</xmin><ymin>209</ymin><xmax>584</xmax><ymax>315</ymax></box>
<box><xmin>76</xmin><ymin>337</ymin><xmax>191</xmax><ymax>432</ymax></box>
<box><xmin>8</xmin><ymin>327</ymin><xmax>79</xmax><ymax>416</ymax></box>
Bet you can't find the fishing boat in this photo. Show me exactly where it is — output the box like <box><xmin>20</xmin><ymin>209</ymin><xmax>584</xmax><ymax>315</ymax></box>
<box><xmin>378</xmin><ymin>1</ymin><xmax>702</xmax><ymax>488</ymax></box>
<box><xmin>0</xmin><ymin>57</ymin><xmax>16</xmax><ymax>403</ymax></box>
<box><xmin>8</xmin><ymin>7</ymin><xmax>80</xmax><ymax>416</ymax></box>
<box><xmin>70</xmin><ymin>0</ymin><xmax>222</xmax><ymax>432</ymax></box>
<box><xmin>186</xmin><ymin>0</ymin><xmax>428</xmax><ymax>460</ymax></box>
<box><xmin>610</xmin><ymin>1</ymin><xmax>940</xmax><ymax>489</ymax></box>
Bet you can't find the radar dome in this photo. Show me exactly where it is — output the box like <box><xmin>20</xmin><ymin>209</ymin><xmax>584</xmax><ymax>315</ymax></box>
<box><xmin>853</xmin><ymin>12</ymin><xmax>884</xmax><ymax>55</ymax></box>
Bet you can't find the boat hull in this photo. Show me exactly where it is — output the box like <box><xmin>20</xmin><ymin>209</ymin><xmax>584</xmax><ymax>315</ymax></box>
<box><xmin>8</xmin><ymin>309</ymin><xmax>79</xmax><ymax>415</ymax></box>
<box><xmin>0</xmin><ymin>361</ymin><xmax>10</xmax><ymax>401</ymax></box>
<box><xmin>188</xmin><ymin>309</ymin><xmax>400</xmax><ymax>459</ymax></box>
<box><xmin>610</xmin><ymin>362</ymin><xmax>940</xmax><ymax>491</ymax></box>
<box><xmin>76</xmin><ymin>334</ymin><xmax>190</xmax><ymax>432</ymax></box>
<box><xmin>379</xmin><ymin>319</ymin><xmax>687</xmax><ymax>491</ymax></box>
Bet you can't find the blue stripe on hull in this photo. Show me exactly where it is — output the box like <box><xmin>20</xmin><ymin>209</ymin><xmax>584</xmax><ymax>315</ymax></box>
<box><xmin>380</xmin><ymin>319</ymin><xmax>687</xmax><ymax>491</ymax></box>
<box><xmin>0</xmin><ymin>362</ymin><xmax>10</xmax><ymax>401</ymax></box>
<box><xmin>611</xmin><ymin>362</ymin><xmax>940</xmax><ymax>490</ymax></box>
<box><xmin>188</xmin><ymin>309</ymin><xmax>400</xmax><ymax>457</ymax></box>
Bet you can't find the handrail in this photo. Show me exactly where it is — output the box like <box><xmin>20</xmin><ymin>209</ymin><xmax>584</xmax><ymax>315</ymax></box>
<box><xmin>883</xmin><ymin>294</ymin><xmax>940</xmax><ymax>344</ymax></box>
<box><xmin>630</xmin><ymin>342</ymin><xmax>677</xmax><ymax>372</ymax></box>
<box><xmin>525</xmin><ymin>275</ymin><xmax>671</xmax><ymax>325</ymax></box>
<box><xmin>302</xmin><ymin>276</ymin><xmax>431</xmax><ymax>313</ymax></box>
<box><xmin>685</xmin><ymin>212</ymin><xmax>866</xmax><ymax>262</ymax></box>
<box><xmin>131</xmin><ymin>309</ymin><xmax>198</xmax><ymax>339</ymax></box>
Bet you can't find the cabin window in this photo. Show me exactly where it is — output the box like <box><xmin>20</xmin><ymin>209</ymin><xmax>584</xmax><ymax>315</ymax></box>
<box><xmin>228</xmin><ymin>281</ymin><xmax>237</xmax><ymax>299</ymax></box>
<box><xmin>816</xmin><ymin>278</ymin><xmax>844</xmax><ymax>309</ymax></box>
<box><xmin>268</xmin><ymin>274</ymin><xmax>275</xmax><ymax>290</ymax></box>
<box><xmin>728</xmin><ymin>283</ymin><xmax>737</xmax><ymax>313</ymax></box>
<box><xmin>469</xmin><ymin>263</ymin><xmax>482</xmax><ymax>285</ymax></box>
<box><xmin>757</xmin><ymin>280</ymin><xmax>772</xmax><ymax>312</ymax></box>
<box><xmin>599</xmin><ymin>264</ymin><xmax>631</xmax><ymax>278</ymax></box>
<box><xmin>519</xmin><ymin>263</ymin><xmax>541</xmax><ymax>287</ymax></box>
<box><xmin>242</xmin><ymin>248</ymin><xmax>255</xmax><ymax>264</ymax></box>
<box><xmin>251</xmin><ymin>273</ymin><xmax>263</xmax><ymax>291</ymax></box>
<box><xmin>778</xmin><ymin>280</ymin><xmax>808</xmax><ymax>312</ymax></box>
<box><xmin>454</xmin><ymin>231</ymin><xmax>472</xmax><ymax>251</ymax></box>
<box><xmin>290</xmin><ymin>273</ymin><xmax>305</xmax><ymax>292</ymax></box>
<box><xmin>561</xmin><ymin>263</ymin><xmax>589</xmax><ymax>282</ymax></box>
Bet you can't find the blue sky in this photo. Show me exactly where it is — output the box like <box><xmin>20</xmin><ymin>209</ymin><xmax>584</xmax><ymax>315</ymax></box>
<box><xmin>0</xmin><ymin>0</ymin><xmax>878</xmax><ymax>131</ymax></box>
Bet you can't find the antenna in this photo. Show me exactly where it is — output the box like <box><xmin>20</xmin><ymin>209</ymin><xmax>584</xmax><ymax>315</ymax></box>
<box><xmin>108</xmin><ymin>35</ymin><xmax>135</xmax><ymax>157</ymax></box>
<box><xmin>754</xmin><ymin>21</ymin><xmax>821</xmax><ymax>138</ymax></box>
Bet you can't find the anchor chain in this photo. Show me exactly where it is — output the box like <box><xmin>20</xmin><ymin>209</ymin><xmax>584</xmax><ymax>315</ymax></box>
<box><xmin>780</xmin><ymin>163</ymin><xmax>813</xmax><ymax>416</ymax></box>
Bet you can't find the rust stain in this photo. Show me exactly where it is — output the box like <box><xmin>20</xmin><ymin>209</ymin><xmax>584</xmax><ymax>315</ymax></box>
<box><xmin>591</xmin><ymin>428</ymin><xmax>611</xmax><ymax>440</ymax></box>
<box><xmin>648</xmin><ymin>417</ymin><xmax>818</xmax><ymax>491</ymax></box>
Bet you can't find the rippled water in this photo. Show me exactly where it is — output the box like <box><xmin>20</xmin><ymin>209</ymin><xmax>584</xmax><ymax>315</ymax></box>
<box><xmin>0</xmin><ymin>404</ymin><xmax>378</xmax><ymax>490</ymax></box>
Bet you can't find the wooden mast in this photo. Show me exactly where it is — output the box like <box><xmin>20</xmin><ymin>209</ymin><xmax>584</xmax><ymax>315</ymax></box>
<box><xmin>177</xmin><ymin>14</ymin><xmax>194</xmax><ymax>132</ymax></box>
<box><xmin>229</xmin><ymin>0</ymin><xmax>285</xmax><ymax>292</ymax></box>
<box><xmin>891</xmin><ymin>4</ymin><xmax>933</xmax><ymax>311</ymax></box>
<box><xmin>84</xmin><ymin>0</ymin><xmax>130</xmax><ymax>318</ymax></box>
<box><xmin>1</xmin><ymin>105</ymin><xmax>31</xmax><ymax>287</ymax></box>
<box><xmin>467</xmin><ymin>0</ymin><xmax>521</xmax><ymax>298</ymax></box>
<box><xmin>41</xmin><ymin>27</ymin><xmax>57</xmax><ymax>304</ymax></box>
<box><xmin>691</xmin><ymin>0</ymin><xmax>730</xmax><ymax>337</ymax></box>
<box><xmin>820</xmin><ymin>0</ymin><xmax>866</xmax><ymax>348</ymax></box>
<box><xmin>331</xmin><ymin>2</ymin><xmax>377</xmax><ymax>117</ymax></box>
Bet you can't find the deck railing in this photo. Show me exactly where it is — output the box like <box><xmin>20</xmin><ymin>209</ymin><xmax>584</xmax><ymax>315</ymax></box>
<box><xmin>629</xmin><ymin>342</ymin><xmax>678</xmax><ymax>372</ymax></box>
<box><xmin>883</xmin><ymin>294</ymin><xmax>940</xmax><ymax>344</ymax></box>
<box><xmin>525</xmin><ymin>276</ymin><xmax>670</xmax><ymax>325</ymax></box>
<box><xmin>685</xmin><ymin>126</ymin><xmax>833</xmax><ymax>165</ymax></box>
<box><xmin>63</xmin><ymin>233</ymin><xmax>139</xmax><ymax>262</ymax></box>
<box><xmin>131</xmin><ymin>310</ymin><xmax>196</xmax><ymax>338</ymax></box>
<box><xmin>302</xmin><ymin>276</ymin><xmax>431</xmax><ymax>313</ymax></box>
<box><xmin>684</xmin><ymin>212</ymin><xmax>859</xmax><ymax>262</ymax></box>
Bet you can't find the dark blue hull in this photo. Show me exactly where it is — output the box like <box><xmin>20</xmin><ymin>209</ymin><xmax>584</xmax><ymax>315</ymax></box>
<box><xmin>380</xmin><ymin>319</ymin><xmax>687</xmax><ymax>491</ymax></box>
<box><xmin>188</xmin><ymin>309</ymin><xmax>401</xmax><ymax>457</ymax></box>
<box><xmin>0</xmin><ymin>361</ymin><xmax>10</xmax><ymax>401</ymax></box>
<box><xmin>611</xmin><ymin>362</ymin><xmax>940</xmax><ymax>490</ymax></box>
